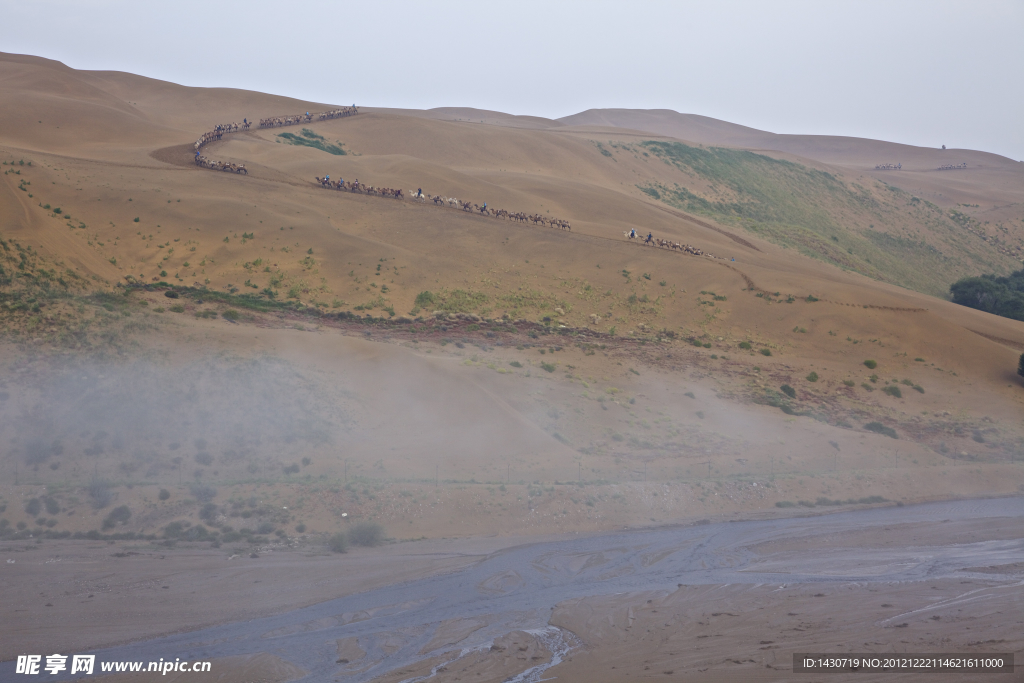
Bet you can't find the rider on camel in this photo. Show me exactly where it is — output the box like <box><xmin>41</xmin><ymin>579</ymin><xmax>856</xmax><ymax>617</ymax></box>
<box><xmin>645</xmin><ymin>232</ymin><xmax>653</xmax><ymax>244</ymax></box>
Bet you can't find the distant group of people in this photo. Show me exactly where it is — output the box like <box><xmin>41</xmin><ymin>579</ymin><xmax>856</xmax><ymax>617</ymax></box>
<box><xmin>937</xmin><ymin>163</ymin><xmax>968</xmax><ymax>170</ymax></box>
<box><xmin>193</xmin><ymin>118</ymin><xmax>254</xmax><ymax>156</ymax></box>
<box><xmin>624</xmin><ymin>228</ymin><xmax>720</xmax><ymax>259</ymax></box>
<box><xmin>875</xmin><ymin>163</ymin><xmax>901</xmax><ymax>170</ymax></box>
<box><xmin>192</xmin><ymin>108</ymin><xmax>359</xmax><ymax>170</ymax></box>
<box><xmin>313</xmin><ymin>178</ymin><xmax>572</xmax><ymax>230</ymax></box>
<box><xmin>189</xmin><ymin>104</ymin><xmax>726</xmax><ymax>259</ymax></box>
<box><xmin>315</xmin><ymin>175</ymin><xmax>403</xmax><ymax>198</ymax></box>
<box><xmin>195</xmin><ymin>155</ymin><xmax>246</xmax><ymax>173</ymax></box>
<box><xmin>259</xmin><ymin>107</ymin><xmax>357</xmax><ymax>128</ymax></box>
<box><xmin>214</xmin><ymin>120</ymin><xmax>251</xmax><ymax>133</ymax></box>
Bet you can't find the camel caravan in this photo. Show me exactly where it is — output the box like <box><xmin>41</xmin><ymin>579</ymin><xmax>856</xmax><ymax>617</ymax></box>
<box><xmin>191</xmin><ymin>107</ymin><xmax>359</xmax><ymax>174</ymax></box>
<box><xmin>260</xmin><ymin>107</ymin><xmax>358</xmax><ymax>128</ymax></box>
<box><xmin>195</xmin><ymin>155</ymin><xmax>247</xmax><ymax>174</ymax></box>
<box><xmin>315</xmin><ymin>177</ymin><xmax>402</xmax><ymax>198</ymax></box>
<box><xmin>875</xmin><ymin>163</ymin><xmax>901</xmax><ymax>170</ymax></box>
<box><xmin>624</xmin><ymin>229</ymin><xmax>720</xmax><ymax>259</ymax></box>
<box><xmin>937</xmin><ymin>162</ymin><xmax>968</xmax><ymax>171</ymax></box>
<box><xmin>188</xmin><ymin>103</ymin><xmax>722</xmax><ymax>257</ymax></box>
<box><xmin>312</xmin><ymin>180</ymin><xmax>573</xmax><ymax>231</ymax></box>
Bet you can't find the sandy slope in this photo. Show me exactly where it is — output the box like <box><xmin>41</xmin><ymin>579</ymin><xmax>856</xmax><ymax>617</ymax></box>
<box><xmin>1</xmin><ymin>50</ymin><xmax>1023</xmax><ymax>682</ymax></box>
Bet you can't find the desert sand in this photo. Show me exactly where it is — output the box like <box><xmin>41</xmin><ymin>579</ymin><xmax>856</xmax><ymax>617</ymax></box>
<box><xmin>1</xmin><ymin>51</ymin><xmax>1022</xmax><ymax>680</ymax></box>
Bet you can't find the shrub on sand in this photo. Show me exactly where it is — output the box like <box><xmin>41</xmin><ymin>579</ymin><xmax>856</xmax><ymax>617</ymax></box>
<box><xmin>348</xmin><ymin>521</ymin><xmax>385</xmax><ymax>547</ymax></box>
<box><xmin>328</xmin><ymin>532</ymin><xmax>348</xmax><ymax>553</ymax></box>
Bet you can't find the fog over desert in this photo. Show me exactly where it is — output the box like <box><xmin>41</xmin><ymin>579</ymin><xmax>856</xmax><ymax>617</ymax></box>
<box><xmin>0</xmin><ymin>38</ymin><xmax>1022</xmax><ymax>682</ymax></box>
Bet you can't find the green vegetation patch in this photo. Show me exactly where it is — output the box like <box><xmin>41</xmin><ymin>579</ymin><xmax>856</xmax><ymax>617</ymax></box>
<box><xmin>864</xmin><ymin>421</ymin><xmax>898</xmax><ymax>439</ymax></box>
<box><xmin>277</xmin><ymin>128</ymin><xmax>347</xmax><ymax>155</ymax></box>
<box><xmin>950</xmin><ymin>267</ymin><xmax>1024</xmax><ymax>322</ymax></box>
<box><xmin>636</xmin><ymin>140</ymin><xmax>1018</xmax><ymax>297</ymax></box>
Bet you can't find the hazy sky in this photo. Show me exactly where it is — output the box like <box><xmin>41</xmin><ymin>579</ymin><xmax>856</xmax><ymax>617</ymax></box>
<box><xmin>2</xmin><ymin>0</ymin><xmax>1022</xmax><ymax>159</ymax></box>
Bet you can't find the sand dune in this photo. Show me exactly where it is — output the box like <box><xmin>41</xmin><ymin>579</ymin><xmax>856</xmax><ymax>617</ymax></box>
<box><xmin>2</xmin><ymin>50</ymin><xmax>1023</xmax><ymax>683</ymax></box>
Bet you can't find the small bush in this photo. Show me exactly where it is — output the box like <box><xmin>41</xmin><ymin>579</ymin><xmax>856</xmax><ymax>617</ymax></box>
<box><xmin>295</xmin><ymin>523</ymin><xmax>306</xmax><ymax>533</ymax></box>
<box><xmin>540</xmin><ymin>362</ymin><xmax>556</xmax><ymax>373</ymax></box>
<box><xmin>348</xmin><ymin>521</ymin><xmax>385</xmax><ymax>547</ymax></box>
<box><xmin>133</xmin><ymin>217</ymin><xmax>140</xmax><ymax>223</ymax></box>
<box><xmin>188</xmin><ymin>483</ymin><xmax>217</xmax><ymax>503</ymax></box>
<box><xmin>415</xmin><ymin>291</ymin><xmax>435</xmax><ymax>308</ymax></box>
<box><xmin>864</xmin><ymin>359</ymin><xmax>877</xmax><ymax>369</ymax></box>
<box><xmin>158</xmin><ymin>489</ymin><xmax>170</xmax><ymax>501</ymax></box>
<box><xmin>43</xmin><ymin>496</ymin><xmax>60</xmax><ymax>515</ymax></box>
<box><xmin>842</xmin><ymin>379</ymin><xmax>855</xmax><ymax>387</ymax></box>
<box><xmin>883</xmin><ymin>385</ymin><xmax>902</xmax><ymax>398</ymax></box>
<box><xmin>257</xmin><ymin>521</ymin><xmax>275</xmax><ymax>535</ymax></box>
<box><xmin>806</xmin><ymin>371</ymin><xmax>818</xmax><ymax>382</ymax></box>
<box><xmin>328</xmin><ymin>532</ymin><xmax>349</xmax><ymax>553</ymax></box>
<box><xmin>864</xmin><ymin>422</ymin><xmax>898</xmax><ymax>439</ymax></box>
<box><xmin>194</xmin><ymin>452</ymin><xmax>213</xmax><ymax>466</ymax></box>
<box><xmin>283</xmin><ymin>464</ymin><xmax>300</xmax><ymax>475</ymax></box>
<box><xmin>509</xmin><ymin>361</ymin><xmax>522</xmax><ymax>368</ymax></box>
<box><xmin>199</xmin><ymin>502</ymin><xmax>219</xmax><ymax>523</ymax></box>
<box><xmin>1018</xmin><ymin>352</ymin><xmax>1024</xmax><ymax>378</ymax></box>
<box><xmin>913</xmin><ymin>385</ymin><xmax>924</xmax><ymax>393</ymax></box>
<box><xmin>760</xmin><ymin>348</ymin><xmax>772</xmax><ymax>356</ymax></box>
<box><xmin>103</xmin><ymin>505</ymin><xmax>131</xmax><ymax>530</ymax></box>
<box><xmin>780</xmin><ymin>384</ymin><xmax>796</xmax><ymax>398</ymax></box>
<box><xmin>88</xmin><ymin>480</ymin><xmax>114</xmax><ymax>508</ymax></box>
<box><xmin>222</xmin><ymin>309</ymin><xmax>240</xmax><ymax>321</ymax></box>
<box><xmin>738</xmin><ymin>341</ymin><xmax>752</xmax><ymax>350</ymax></box>
<box><xmin>169</xmin><ymin>305</ymin><xmax>185</xmax><ymax>313</ymax></box>
<box><xmin>775</xmin><ymin>501</ymin><xmax>796</xmax><ymax>508</ymax></box>
<box><xmin>24</xmin><ymin>498</ymin><xmax>42</xmax><ymax>516</ymax></box>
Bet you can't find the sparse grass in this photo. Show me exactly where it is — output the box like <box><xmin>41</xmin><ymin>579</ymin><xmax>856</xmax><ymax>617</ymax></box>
<box><xmin>188</xmin><ymin>483</ymin><xmax>217</xmax><ymax>503</ymax></box>
<box><xmin>328</xmin><ymin>532</ymin><xmax>349</xmax><ymax>553</ymax></box>
<box><xmin>864</xmin><ymin>421</ymin><xmax>898</xmax><ymax>439</ymax></box>
<box><xmin>348</xmin><ymin>521</ymin><xmax>385</xmax><ymax>547</ymax></box>
<box><xmin>277</xmin><ymin>129</ymin><xmax>347</xmax><ymax>155</ymax></box>
<box><xmin>88</xmin><ymin>480</ymin><xmax>113</xmax><ymax>508</ymax></box>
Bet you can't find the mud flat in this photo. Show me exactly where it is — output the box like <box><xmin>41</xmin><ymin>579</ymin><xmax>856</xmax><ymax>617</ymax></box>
<box><xmin>7</xmin><ymin>497</ymin><xmax>1020</xmax><ymax>682</ymax></box>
